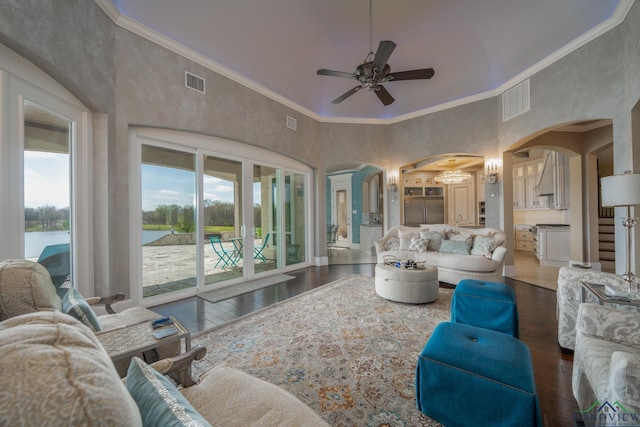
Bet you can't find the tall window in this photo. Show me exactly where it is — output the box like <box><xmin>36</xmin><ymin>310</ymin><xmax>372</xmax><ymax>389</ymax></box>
<box><xmin>1</xmin><ymin>62</ymin><xmax>92</xmax><ymax>295</ymax></box>
<box><xmin>23</xmin><ymin>102</ymin><xmax>72</xmax><ymax>288</ymax></box>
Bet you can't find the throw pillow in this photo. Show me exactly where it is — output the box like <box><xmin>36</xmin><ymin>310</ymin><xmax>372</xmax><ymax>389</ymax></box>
<box><xmin>383</xmin><ymin>237</ymin><xmax>400</xmax><ymax>251</ymax></box>
<box><xmin>448</xmin><ymin>231</ymin><xmax>473</xmax><ymax>242</ymax></box>
<box><xmin>420</xmin><ymin>231</ymin><xmax>444</xmax><ymax>251</ymax></box>
<box><xmin>0</xmin><ymin>312</ymin><xmax>142</xmax><ymax>426</ymax></box>
<box><xmin>126</xmin><ymin>357</ymin><xmax>212</xmax><ymax>427</ymax></box>
<box><xmin>399</xmin><ymin>234</ymin><xmax>413</xmax><ymax>250</ymax></box>
<box><xmin>471</xmin><ymin>236</ymin><xmax>497</xmax><ymax>258</ymax></box>
<box><xmin>0</xmin><ymin>259</ymin><xmax>61</xmax><ymax>321</ymax></box>
<box><xmin>439</xmin><ymin>239</ymin><xmax>472</xmax><ymax>255</ymax></box>
<box><xmin>398</xmin><ymin>229</ymin><xmax>420</xmax><ymax>240</ymax></box>
<box><xmin>409</xmin><ymin>238</ymin><xmax>430</xmax><ymax>252</ymax></box>
<box><xmin>61</xmin><ymin>287</ymin><xmax>102</xmax><ymax>332</ymax></box>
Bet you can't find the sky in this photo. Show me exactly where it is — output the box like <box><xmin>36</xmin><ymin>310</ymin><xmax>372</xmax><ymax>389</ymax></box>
<box><xmin>24</xmin><ymin>151</ymin><xmax>70</xmax><ymax>209</ymax></box>
<box><xmin>141</xmin><ymin>164</ymin><xmax>261</xmax><ymax>211</ymax></box>
<box><xmin>24</xmin><ymin>153</ymin><xmax>261</xmax><ymax>212</ymax></box>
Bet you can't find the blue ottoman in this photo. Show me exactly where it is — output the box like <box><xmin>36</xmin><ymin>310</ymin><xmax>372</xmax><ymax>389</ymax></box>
<box><xmin>416</xmin><ymin>322</ymin><xmax>542</xmax><ymax>427</ymax></box>
<box><xmin>451</xmin><ymin>279</ymin><xmax>519</xmax><ymax>337</ymax></box>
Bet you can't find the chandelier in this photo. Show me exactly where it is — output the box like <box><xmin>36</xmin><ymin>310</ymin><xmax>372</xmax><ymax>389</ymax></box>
<box><xmin>435</xmin><ymin>159</ymin><xmax>471</xmax><ymax>184</ymax></box>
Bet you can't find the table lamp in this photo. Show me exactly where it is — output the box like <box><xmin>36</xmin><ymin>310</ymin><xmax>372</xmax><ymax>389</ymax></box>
<box><xmin>601</xmin><ymin>171</ymin><xmax>640</xmax><ymax>295</ymax></box>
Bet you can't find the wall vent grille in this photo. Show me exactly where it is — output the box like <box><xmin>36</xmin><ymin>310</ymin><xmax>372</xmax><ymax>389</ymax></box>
<box><xmin>286</xmin><ymin>115</ymin><xmax>297</xmax><ymax>131</ymax></box>
<box><xmin>502</xmin><ymin>79</ymin><xmax>530</xmax><ymax>121</ymax></box>
<box><xmin>185</xmin><ymin>71</ymin><xmax>205</xmax><ymax>94</ymax></box>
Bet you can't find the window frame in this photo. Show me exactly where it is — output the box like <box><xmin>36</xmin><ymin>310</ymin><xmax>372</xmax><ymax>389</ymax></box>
<box><xmin>129</xmin><ymin>127</ymin><xmax>313</xmax><ymax>306</ymax></box>
<box><xmin>0</xmin><ymin>51</ymin><xmax>93</xmax><ymax>296</ymax></box>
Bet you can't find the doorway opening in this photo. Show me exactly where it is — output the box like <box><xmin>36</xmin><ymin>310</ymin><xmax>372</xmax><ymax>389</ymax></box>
<box><xmin>326</xmin><ymin>164</ymin><xmax>384</xmax><ymax>265</ymax></box>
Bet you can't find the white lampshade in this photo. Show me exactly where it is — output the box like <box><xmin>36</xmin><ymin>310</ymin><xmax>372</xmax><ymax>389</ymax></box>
<box><xmin>601</xmin><ymin>173</ymin><xmax>640</xmax><ymax>207</ymax></box>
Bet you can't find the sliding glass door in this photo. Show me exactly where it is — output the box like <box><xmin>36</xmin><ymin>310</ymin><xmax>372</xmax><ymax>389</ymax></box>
<box><xmin>203</xmin><ymin>155</ymin><xmax>243</xmax><ymax>284</ymax></box>
<box><xmin>285</xmin><ymin>171</ymin><xmax>306</xmax><ymax>265</ymax></box>
<box><xmin>131</xmin><ymin>128</ymin><xmax>311</xmax><ymax>304</ymax></box>
<box><xmin>140</xmin><ymin>145</ymin><xmax>196</xmax><ymax>298</ymax></box>
<box><xmin>253</xmin><ymin>164</ymin><xmax>278</xmax><ymax>274</ymax></box>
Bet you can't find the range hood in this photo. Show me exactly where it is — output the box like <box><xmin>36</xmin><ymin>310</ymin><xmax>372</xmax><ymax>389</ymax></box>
<box><xmin>536</xmin><ymin>151</ymin><xmax>554</xmax><ymax>196</ymax></box>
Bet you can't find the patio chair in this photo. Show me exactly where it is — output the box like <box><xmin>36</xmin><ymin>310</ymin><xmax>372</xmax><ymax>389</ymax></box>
<box><xmin>327</xmin><ymin>225</ymin><xmax>338</xmax><ymax>256</ymax></box>
<box><xmin>37</xmin><ymin>243</ymin><xmax>71</xmax><ymax>297</ymax></box>
<box><xmin>254</xmin><ymin>232</ymin><xmax>271</xmax><ymax>263</ymax></box>
<box><xmin>209</xmin><ymin>236</ymin><xmax>237</xmax><ymax>268</ymax></box>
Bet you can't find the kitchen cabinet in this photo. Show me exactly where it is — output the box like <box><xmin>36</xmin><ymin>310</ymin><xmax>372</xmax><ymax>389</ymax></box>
<box><xmin>535</xmin><ymin>151</ymin><xmax>570</xmax><ymax>210</ymax></box>
<box><xmin>513</xmin><ymin>166</ymin><xmax>526</xmax><ymax>209</ymax></box>
<box><xmin>536</xmin><ymin>226</ymin><xmax>570</xmax><ymax>266</ymax></box>
<box><xmin>360</xmin><ymin>224</ymin><xmax>383</xmax><ymax>255</ymax></box>
<box><xmin>513</xmin><ymin>160</ymin><xmax>547</xmax><ymax>210</ymax></box>
<box><xmin>448</xmin><ymin>182</ymin><xmax>475</xmax><ymax>225</ymax></box>
<box><xmin>525</xmin><ymin>162</ymin><xmax>549</xmax><ymax>208</ymax></box>
<box><xmin>514</xmin><ymin>224</ymin><xmax>535</xmax><ymax>253</ymax></box>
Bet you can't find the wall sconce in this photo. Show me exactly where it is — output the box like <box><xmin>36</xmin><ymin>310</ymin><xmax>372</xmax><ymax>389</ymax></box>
<box><xmin>388</xmin><ymin>175</ymin><xmax>398</xmax><ymax>192</ymax></box>
<box><xmin>486</xmin><ymin>162</ymin><xmax>499</xmax><ymax>197</ymax></box>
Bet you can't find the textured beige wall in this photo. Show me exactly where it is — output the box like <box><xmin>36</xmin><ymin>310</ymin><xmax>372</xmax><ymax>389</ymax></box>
<box><xmin>2</xmin><ymin>1</ymin><xmax>640</xmax><ymax>292</ymax></box>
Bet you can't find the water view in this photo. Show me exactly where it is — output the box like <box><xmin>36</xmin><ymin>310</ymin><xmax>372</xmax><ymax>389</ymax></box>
<box><xmin>25</xmin><ymin>230</ymin><xmax>171</xmax><ymax>258</ymax></box>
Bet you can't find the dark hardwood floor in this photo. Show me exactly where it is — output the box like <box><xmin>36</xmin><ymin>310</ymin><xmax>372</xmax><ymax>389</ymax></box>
<box><xmin>152</xmin><ymin>264</ymin><xmax>578</xmax><ymax>427</ymax></box>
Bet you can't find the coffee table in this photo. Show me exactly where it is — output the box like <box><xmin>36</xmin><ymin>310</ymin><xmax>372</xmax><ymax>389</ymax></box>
<box><xmin>97</xmin><ymin>316</ymin><xmax>191</xmax><ymax>363</ymax></box>
<box><xmin>375</xmin><ymin>262</ymin><xmax>439</xmax><ymax>303</ymax></box>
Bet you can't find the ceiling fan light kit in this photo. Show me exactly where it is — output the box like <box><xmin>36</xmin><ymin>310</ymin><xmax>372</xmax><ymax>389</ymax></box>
<box><xmin>317</xmin><ymin>0</ymin><xmax>434</xmax><ymax>106</ymax></box>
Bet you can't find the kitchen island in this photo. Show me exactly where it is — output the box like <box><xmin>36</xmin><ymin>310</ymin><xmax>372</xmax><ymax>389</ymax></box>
<box><xmin>535</xmin><ymin>224</ymin><xmax>570</xmax><ymax>266</ymax></box>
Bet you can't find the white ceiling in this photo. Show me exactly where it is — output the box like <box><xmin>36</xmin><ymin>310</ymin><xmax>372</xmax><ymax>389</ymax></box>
<box><xmin>106</xmin><ymin>0</ymin><xmax>629</xmax><ymax>122</ymax></box>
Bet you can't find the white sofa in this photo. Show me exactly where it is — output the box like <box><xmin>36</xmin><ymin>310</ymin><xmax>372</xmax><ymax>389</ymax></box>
<box><xmin>374</xmin><ymin>224</ymin><xmax>507</xmax><ymax>286</ymax></box>
<box><xmin>573</xmin><ymin>303</ymin><xmax>640</xmax><ymax>425</ymax></box>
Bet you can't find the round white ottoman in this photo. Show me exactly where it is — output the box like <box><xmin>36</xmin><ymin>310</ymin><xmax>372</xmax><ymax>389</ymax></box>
<box><xmin>375</xmin><ymin>263</ymin><xmax>439</xmax><ymax>303</ymax></box>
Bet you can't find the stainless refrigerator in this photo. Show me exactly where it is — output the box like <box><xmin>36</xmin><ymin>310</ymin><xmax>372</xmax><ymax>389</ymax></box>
<box><xmin>404</xmin><ymin>196</ymin><xmax>445</xmax><ymax>226</ymax></box>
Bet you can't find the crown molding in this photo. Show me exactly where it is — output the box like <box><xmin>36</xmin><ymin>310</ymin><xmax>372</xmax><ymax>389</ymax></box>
<box><xmin>95</xmin><ymin>0</ymin><xmax>634</xmax><ymax>126</ymax></box>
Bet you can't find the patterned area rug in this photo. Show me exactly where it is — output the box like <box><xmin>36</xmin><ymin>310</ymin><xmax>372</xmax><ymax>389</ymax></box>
<box><xmin>192</xmin><ymin>274</ymin><xmax>451</xmax><ymax>426</ymax></box>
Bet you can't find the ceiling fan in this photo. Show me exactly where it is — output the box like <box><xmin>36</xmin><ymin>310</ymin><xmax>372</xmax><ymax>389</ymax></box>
<box><xmin>317</xmin><ymin>0</ymin><xmax>435</xmax><ymax>106</ymax></box>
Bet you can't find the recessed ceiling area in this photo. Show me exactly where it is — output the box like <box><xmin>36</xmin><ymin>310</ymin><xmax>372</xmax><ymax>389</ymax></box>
<box><xmin>104</xmin><ymin>0</ymin><xmax>628</xmax><ymax>121</ymax></box>
<box><xmin>402</xmin><ymin>155</ymin><xmax>485</xmax><ymax>174</ymax></box>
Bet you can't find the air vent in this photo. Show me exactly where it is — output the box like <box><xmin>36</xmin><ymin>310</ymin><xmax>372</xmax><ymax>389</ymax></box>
<box><xmin>286</xmin><ymin>115</ymin><xmax>297</xmax><ymax>131</ymax></box>
<box><xmin>502</xmin><ymin>79</ymin><xmax>530</xmax><ymax>121</ymax></box>
<box><xmin>185</xmin><ymin>71</ymin><xmax>205</xmax><ymax>94</ymax></box>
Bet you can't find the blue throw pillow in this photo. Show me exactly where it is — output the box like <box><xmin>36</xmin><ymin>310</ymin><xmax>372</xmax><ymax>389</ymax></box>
<box><xmin>126</xmin><ymin>357</ymin><xmax>212</xmax><ymax>427</ymax></box>
<box><xmin>420</xmin><ymin>231</ymin><xmax>444</xmax><ymax>251</ymax></box>
<box><xmin>61</xmin><ymin>287</ymin><xmax>102</xmax><ymax>332</ymax></box>
<box><xmin>439</xmin><ymin>239</ymin><xmax>472</xmax><ymax>255</ymax></box>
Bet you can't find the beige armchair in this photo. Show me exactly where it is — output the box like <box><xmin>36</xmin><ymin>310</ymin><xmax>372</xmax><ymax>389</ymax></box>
<box><xmin>0</xmin><ymin>311</ymin><xmax>329</xmax><ymax>426</ymax></box>
<box><xmin>0</xmin><ymin>258</ymin><xmax>180</xmax><ymax>375</ymax></box>
<box><xmin>573</xmin><ymin>303</ymin><xmax>640</xmax><ymax>425</ymax></box>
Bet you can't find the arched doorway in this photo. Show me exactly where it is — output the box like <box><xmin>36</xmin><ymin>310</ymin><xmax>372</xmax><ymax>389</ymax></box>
<box><xmin>326</xmin><ymin>163</ymin><xmax>385</xmax><ymax>265</ymax></box>
<box><xmin>502</xmin><ymin>120</ymin><xmax>613</xmax><ymax>287</ymax></box>
<box><xmin>399</xmin><ymin>154</ymin><xmax>486</xmax><ymax>227</ymax></box>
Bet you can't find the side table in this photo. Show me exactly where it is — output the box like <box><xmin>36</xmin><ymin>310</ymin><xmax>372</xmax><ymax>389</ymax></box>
<box><xmin>581</xmin><ymin>282</ymin><xmax>640</xmax><ymax>308</ymax></box>
<box><xmin>97</xmin><ymin>316</ymin><xmax>191</xmax><ymax>363</ymax></box>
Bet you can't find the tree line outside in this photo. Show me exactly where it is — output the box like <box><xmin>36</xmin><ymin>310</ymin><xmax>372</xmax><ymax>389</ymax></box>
<box><xmin>25</xmin><ymin>206</ymin><xmax>69</xmax><ymax>231</ymax></box>
<box><xmin>142</xmin><ymin>200</ymin><xmax>262</xmax><ymax>235</ymax></box>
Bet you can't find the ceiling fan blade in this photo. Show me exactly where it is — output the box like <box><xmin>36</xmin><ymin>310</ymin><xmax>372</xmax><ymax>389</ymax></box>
<box><xmin>387</xmin><ymin>68</ymin><xmax>435</xmax><ymax>81</ymax></box>
<box><xmin>375</xmin><ymin>85</ymin><xmax>394</xmax><ymax>106</ymax></box>
<box><xmin>372</xmin><ymin>40</ymin><xmax>396</xmax><ymax>73</ymax></box>
<box><xmin>317</xmin><ymin>69</ymin><xmax>356</xmax><ymax>79</ymax></box>
<box><xmin>332</xmin><ymin>86</ymin><xmax>362</xmax><ymax>104</ymax></box>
